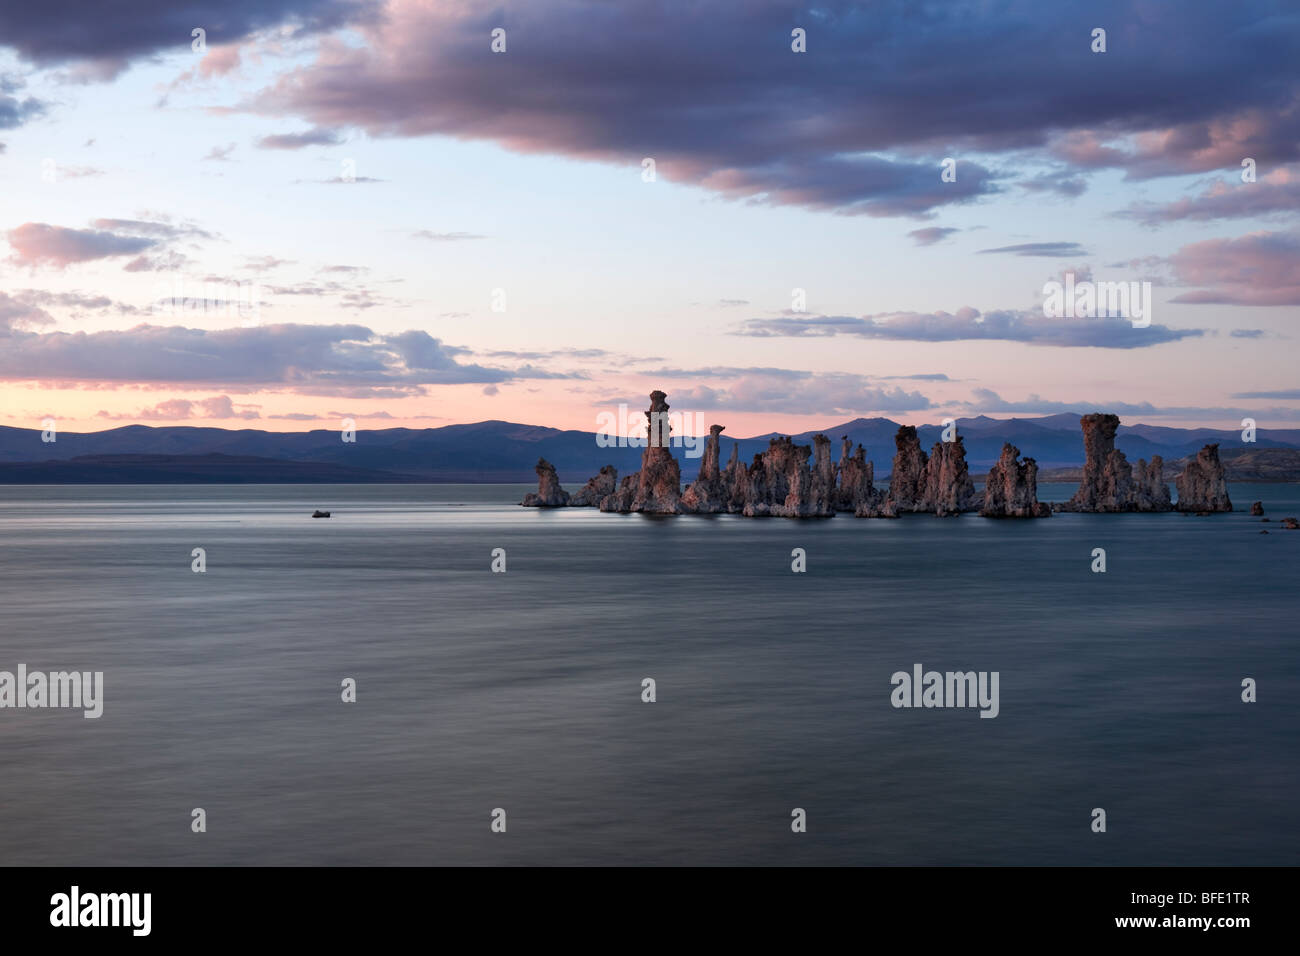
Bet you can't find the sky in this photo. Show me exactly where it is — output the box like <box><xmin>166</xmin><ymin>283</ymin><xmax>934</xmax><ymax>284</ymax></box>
<box><xmin>0</xmin><ymin>0</ymin><xmax>1297</xmax><ymax>437</ymax></box>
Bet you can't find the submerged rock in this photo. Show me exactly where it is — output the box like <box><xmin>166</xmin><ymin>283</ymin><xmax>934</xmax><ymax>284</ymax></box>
<box><xmin>521</xmin><ymin>457</ymin><xmax>570</xmax><ymax>507</ymax></box>
<box><xmin>981</xmin><ymin>443</ymin><xmax>1050</xmax><ymax>518</ymax></box>
<box><xmin>569</xmin><ymin>465</ymin><xmax>617</xmax><ymax>507</ymax></box>
<box><xmin>1175</xmin><ymin>444</ymin><xmax>1232</xmax><ymax>512</ymax></box>
<box><xmin>1250</xmin><ymin>500</ymin><xmax>1264</xmax><ymax>516</ymax></box>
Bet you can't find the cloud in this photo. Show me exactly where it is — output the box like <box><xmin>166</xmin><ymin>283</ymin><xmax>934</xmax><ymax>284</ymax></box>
<box><xmin>197</xmin><ymin>46</ymin><xmax>243</xmax><ymax>79</ymax></box>
<box><xmin>908</xmin><ymin>227</ymin><xmax>959</xmax><ymax>246</ymax></box>
<box><xmin>411</xmin><ymin>230</ymin><xmax>486</xmax><ymax>241</ymax></box>
<box><xmin>204</xmin><ymin>143</ymin><xmax>237</xmax><ymax>161</ymax></box>
<box><xmin>481</xmin><ymin>347</ymin><xmax>615</xmax><ymax>361</ymax></box>
<box><xmin>0</xmin><ymin>292</ymin><xmax>55</xmax><ymax>331</ymax></box>
<box><xmin>244</xmin><ymin>255</ymin><xmax>294</xmax><ymax>272</ymax></box>
<box><xmin>0</xmin><ymin>74</ymin><xmax>45</xmax><ymax>129</ymax></box>
<box><xmin>620</xmin><ymin>366</ymin><xmax>934</xmax><ymax>414</ymax></box>
<box><xmin>124</xmin><ymin>250</ymin><xmax>192</xmax><ymax>272</ymax></box>
<box><xmin>52</xmin><ymin>165</ymin><xmax>104</xmax><ymax>179</ymax></box>
<box><xmin>1049</xmin><ymin>100</ymin><xmax>1300</xmax><ymax>180</ymax></box>
<box><xmin>0</xmin><ymin>321</ymin><xmax>571</xmax><ymax>393</ymax></box>
<box><xmin>262</xmin><ymin>277</ymin><xmax>393</xmax><ymax>311</ymax></box>
<box><xmin>1168</xmin><ymin>230</ymin><xmax>1300</xmax><ymax>305</ymax></box>
<box><xmin>695</xmin><ymin>155</ymin><xmax>1001</xmax><ymax>218</ymax></box>
<box><xmin>0</xmin><ymin>289</ymin><xmax>139</xmax><ymax>324</ymax></box>
<box><xmin>158</xmin><ymin>45</ymin><xmax>250</xmax><ymax>106</ymax></box>
<box><xmin>978</xmin><ymin>241</ymin><xmax>1086</xmax><ymax>257</ymax></box>
<box><xmin>306</xmin><ymin>175</ymin><xmax>384</xmax><ymax>184</ymax></box>
<box><xmin>962</xmin><ymin>389</ymin><xmax>1300</xmax><ymax>420</ymax></box>
<box><xmin>1231</xmin><ymin>389</ymin><xmax>1300</xmax><ymax>399</ymax></box>
<box><xmin>90</xmin><ymin>218</ymin><xmax>214</xmax><ymax>240</ymax></box>
<box><xmin>734</xmin><ymin>308</ymin><xmax>1202</xmax><ymax>348</ymax></box>
<box><xmin>666</xmin><ymin>372</ymin><xmax>933</xmax><ymax>415</ymax></box>
<box><xmin>257</xmin><ymin>127</ymin><xmax>342</xmax><ymax>149</ymax></box>
<box><xmin>1230</xmin><ymin>328</ymin><xmax>1265</xmax><ymax>338</ymax></box>
<box><xmin>1119</xmin><ymin>168</ymin><xmax>1300</xmax><ymax>225</ymax></box>
<box><xmin>6</xmin><ymin>222</ymin><xmax>156</xmax><ymax>268</ymax></box>
<box><xmin>97</xmin><ymin>395</ymin><xmax>262</xmax><ymax>420</ymax></box>
<box><xmin>244</xmin><ymin>0</ymin><xmax>1300</xmax><ymax>215</ymax></box>
<box><xmin>0</xmin><ymin>1</ymin><xmax>368</xmax><ymax>78</ymax></box>
<box><xmin>328</xmin><ymin>410</ymin><xmax>398</xmax><ymax>419</ymax></box>
<box><xmin>1018</xmin><ymin>173</ymin><xmax>1088</xmax><ymax>197</ymax></box>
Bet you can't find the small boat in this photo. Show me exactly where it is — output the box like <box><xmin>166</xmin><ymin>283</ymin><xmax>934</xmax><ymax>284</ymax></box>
<box><xmin>312</xmin><ymin>510</ymin><xmax>331</xmax><ymax>518</ymax></box>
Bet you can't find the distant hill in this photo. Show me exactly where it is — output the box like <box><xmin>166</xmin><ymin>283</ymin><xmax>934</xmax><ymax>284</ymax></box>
<box><xmin>1173</xmin><ymin>446</ymin><xmax>1300</xmax><ymax>482</ymax></box>
<box><xmin>1040</xmin><ymin>447</ymin><xmax>1300</xmax><ymax>484</ymax></box>
<box><xmin>0</xmin><ymin>454</ymin><xmax>424</xmax><ymax>484</ymax></box>
<box><xmin>0</xmin><ymin>416</ymin><xmax>1296</xmax><ymax>483</ymax></box>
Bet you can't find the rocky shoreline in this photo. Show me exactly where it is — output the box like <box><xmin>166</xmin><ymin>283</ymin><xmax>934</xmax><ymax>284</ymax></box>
<box><xmin>523</xmin><ymin>389</ymin><xmax>1237</xmax><ymax>518</ymax></box>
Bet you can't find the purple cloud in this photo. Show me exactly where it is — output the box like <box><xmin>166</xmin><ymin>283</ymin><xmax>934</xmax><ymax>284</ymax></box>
<box><xmin>0</xmin><ymin>1</ymin><xmax>370</xmax><ymax>79</ymax></box>
<box><xmin>257</xmin><ymin>127</ymin><xmax>343</xmax><ymax>149</ymax></box>
<box><xmin>0</xmin><ymin>322</ymin><xmax>572</xmax><ymax>393</ymax></box>
<box><xmin>1119</xmin><ymin>170</ymin><xmax>1300</xmax><ymax>226</ymax></box>
<box><xmin>735</xmin><ymin>308</ymin><xmax>1201</xmax><ymax>348</ymax></box>
<box><xmin>242</xmin><ymin>0</ymin><xmax>1300</xmax><ymax>215</ymax></box>
<box><xmin>963</xmin><ymin>388</ymin><xmax>1300</xmax><ymax>421</ymax></box>
<box><xmin>908</xmin><ymin>227</ymin><xmax>959</xmax><ymax>246</ymax></box>
<box><xmin>978</xmin><ymin>242</ymin><xmax>1087</xmax><ymax>257</ymax></box>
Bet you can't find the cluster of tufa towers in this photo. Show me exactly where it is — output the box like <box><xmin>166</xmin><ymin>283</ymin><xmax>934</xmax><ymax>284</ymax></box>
<box><xmin>524</xmin><ymin>392</ymin><xmax>1232</xmax><ymax>518</ymax></box>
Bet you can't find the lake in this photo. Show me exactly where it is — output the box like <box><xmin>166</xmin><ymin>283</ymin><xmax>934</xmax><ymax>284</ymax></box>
<box><xmin>0</xmin><ymin>482</ymin><xmax>1296</xmax><ymax>865</ymax></box>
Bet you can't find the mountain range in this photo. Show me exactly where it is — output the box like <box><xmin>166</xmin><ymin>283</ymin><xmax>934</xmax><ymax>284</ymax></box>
<box><xmin>1</xmin><ymin>415</ymin><xmax>1296</xmax><ymax>483</ymax></box>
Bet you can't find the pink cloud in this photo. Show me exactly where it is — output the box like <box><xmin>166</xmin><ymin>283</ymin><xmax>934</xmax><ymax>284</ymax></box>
<box><xmin>6</xmin><ymin>222</ymin><xmax>155</xmax><ymax>268</ymax></box>
<box><xmin>97</xmin><ymin>395</ymin><xmax>262</xmax><ymax>421</ymax></box>
<box><xmin>1051</xmin><ymin>107</ymin><xmax>1299</xmax><ymax>181</ymax></box>
<box><xmin>199</xmin><ymin>45</ymin><xmax>242</xmax><ymax>78</ymax></box>
<box><xmin>1169</xmin><ymin>230</ymin><xmax>1300</xmax><ymax>305</ymax></box>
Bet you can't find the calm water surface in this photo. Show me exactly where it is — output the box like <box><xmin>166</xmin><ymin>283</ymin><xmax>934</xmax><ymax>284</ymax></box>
<box><xmin>1</xmin><ymin>483</ymin><xmax>1296</xmax><ymax>865</ymax></box>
